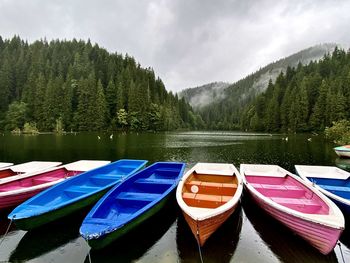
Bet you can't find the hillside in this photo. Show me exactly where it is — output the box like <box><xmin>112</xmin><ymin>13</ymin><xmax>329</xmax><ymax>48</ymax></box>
<box><xmin>0</xmin><ymin>36</ymin><xmax>203</xmax><ymax>132</ymax></box>
<box><xmin>240</xmin><ymin>47</ymin><xmax>350</xmax><ymax>132</ymax></box>
<box><xmin>180</xmin><ymin>44</ymin><xmax>338</xmax><ymax>129</ymax></box>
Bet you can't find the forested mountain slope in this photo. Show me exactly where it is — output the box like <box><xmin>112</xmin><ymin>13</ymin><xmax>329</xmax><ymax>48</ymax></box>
<box><xmin>0</xmin><ymin>36</ymin><xmax>203</xmax><ymax>132</ymax></box>
<box><xmin>241</xmin><ymin>47</ymin><xmax>350</xmax><ymax>132</ymax></box>
<box><xmin>180</xmin><ymin>44</ymin><xmax>337</xmax><ymax>129</ymax></box>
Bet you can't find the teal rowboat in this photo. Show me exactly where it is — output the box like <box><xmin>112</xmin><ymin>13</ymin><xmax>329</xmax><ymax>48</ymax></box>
<box><xmin>80</xmin><ymin>162</ymin><xmax>185</xmax><ymax>249</ymax></box>
<box><xmin>8</xmin><ymin>159</ymin><xmax>148</xmax><ymax>230</ymax></box>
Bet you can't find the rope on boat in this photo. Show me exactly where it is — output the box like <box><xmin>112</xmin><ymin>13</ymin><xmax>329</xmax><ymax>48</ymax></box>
<box><xmin>338</xmin><ymin>242</ymin><xmax>345</xmax><ymax>263</ymax></box>
<box><xmin>88</xmin><ymin>251</ymin><xmax>92</xmax><ymax>263</ymax></box>
<box><xmin>196</xmin><ymin>220</ymin><xmax>204</xmax><ymax>263</ymax></box>
<box><xmin>0</xmin><ymin>217</ymin><xmax>14</xmax><ymax>247</ymax></box>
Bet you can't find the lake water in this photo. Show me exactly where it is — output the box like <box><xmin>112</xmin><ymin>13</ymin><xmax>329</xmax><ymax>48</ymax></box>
<box><xmin>0</xmin><ymin>131</ymin><xmax>349</xmax><ymax>263</ymax></box>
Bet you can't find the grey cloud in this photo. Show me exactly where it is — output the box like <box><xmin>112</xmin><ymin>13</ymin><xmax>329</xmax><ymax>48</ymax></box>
<box><xmin>0</xmin><ymin>0</ymin><xmax>349</xmax><ymax>91</ymax></box>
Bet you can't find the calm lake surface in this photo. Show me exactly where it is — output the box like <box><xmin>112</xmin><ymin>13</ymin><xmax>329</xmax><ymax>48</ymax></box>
<box><xmin>0</xmin><ymin>131</ymin><xmax>349</xmax><ymax>263</ymax></box>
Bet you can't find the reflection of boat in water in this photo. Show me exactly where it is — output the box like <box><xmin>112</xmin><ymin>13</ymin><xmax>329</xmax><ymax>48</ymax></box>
<box><xmin>9</xmin><ymin>210</ymin><xmax>85</xmax><ymax>262</ymax></box>
<box><xmin>86</xmin><ymin>199</ymin><xmax>178</xmax><ymax>263</ymax></box>
<box><xmin>335</xmin><ymin>158</ymin><xmax>350</xmax><ymax>172</ymax></box>
<box><xmin>243</xmin><ymin>197</ymin><xmax>338</xmax><ymax>263</ymax></box>
<box><xmin>340</xmin><ymin>218</ymin><xmax>350</xmax><ymax>250</ymax></box>
<box><xmin>177</xmin><ymin>205</ymin><xmax>242</xmax><ymax>263</ymax></box>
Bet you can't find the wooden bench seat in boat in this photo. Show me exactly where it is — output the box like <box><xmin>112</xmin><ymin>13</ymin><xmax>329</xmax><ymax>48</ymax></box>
<box><xmin>185</xmin><ymin>181</ymin><xmax>237</xmax><ymax>196</ymax></box>
<box><xmin>116</xmin><ymin>192</ymin><xmax>162</xmax><ymax>202</ymax></box>
<box><xmin>317</xmin><ymin>185</ymin><xmax>350</xmax><ymax>193</ymax></box>
<box><xmin>183</xmin><ymin>192</ymin><xmax>232</xmax><ymax>208</ymax></box>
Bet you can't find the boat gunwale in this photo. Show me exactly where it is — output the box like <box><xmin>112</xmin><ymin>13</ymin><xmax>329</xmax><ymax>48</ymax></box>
<box><xmin>240</xmin><ymin>164</ymin><xmax>344</xmax><ymax>230</ymax></box>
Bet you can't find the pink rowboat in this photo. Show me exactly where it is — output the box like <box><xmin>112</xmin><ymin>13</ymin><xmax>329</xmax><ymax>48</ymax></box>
<box><xmin>0</xmin><ymin>161</ymin><xmax>62</xmax><ymax>183</ymax></box>
<box><xmin>240</xmin><ymin>164</ymin><xmax>344</xmax><ymax>255</ymax></box>
<box><xmin>0</xmin><ymin>160</ymin><xmax>110</xmax><ymax>209</ymax></box>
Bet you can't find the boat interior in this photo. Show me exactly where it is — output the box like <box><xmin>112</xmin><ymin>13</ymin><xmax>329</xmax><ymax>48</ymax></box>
<box><xmin>24</xmin><ymin>161</ymin><xmax>145</xmax><ymax>208</ymax></box>
<box><xmin>246</xmin><ymin>175</ymin><xmax>329</xmax><ymax>215</ymax></box>
<box><xmin>0</xmin><ymin>169</ymin><xmax>17</xmax><ymax>179</ymax></box>
<box><xmin>0</xmin><ymin>168</ymin><xmax>76</xmax><ymax>192</ymax></box>
<box><xmin>182</xmin><ymin>171</ymin><xmax>238</xmax><ymax>209</ymax></box>
<box><xmin>308</xmin><ymin>177</ymin><xmax>350</xmax><ymax>199</ymax></box>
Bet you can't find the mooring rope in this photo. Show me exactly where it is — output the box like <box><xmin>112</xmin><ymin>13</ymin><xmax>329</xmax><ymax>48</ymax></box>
<box><xmin>0</xmin><ymin>218</ymin><xmax>14</xmax><ymax>247</ymax></box>
<box><xmin>196</xmin><ymin>221</ymin><xmax>204</xmax><ymax>263</ymax></box>
<box><xmin>338</xmin><ymin>242</ymin><xmax>345</xmax><ymax>263</ymax></box>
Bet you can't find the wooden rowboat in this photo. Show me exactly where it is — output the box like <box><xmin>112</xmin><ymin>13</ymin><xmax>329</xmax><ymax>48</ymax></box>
<box><xmin>0</xmin><ymin>161</ymin><xmax>61</xmax><ymax>183</ymax></box>
<box><xmin>334</xmin><ymin>145</ymin><xmax>350</xmax><ymax>158</ymax></box>
<box><xmin>176</xmin><ymin>163</ymin><xmax>243</xmax><ymax>246</ymax></box>
<box><xmin>0</xmin><ymin>160</ymin><xmax>110</xmax><ymax>209</ymax></box>
<box><xmin>241</xmin><ymin>164</ymin><xmax>344</xmax><ymax>255</ymax></box>
<box><xmin>80</xmin><ymin>162</ymin><xmax>185</xmax><ymax>249</ymax></box>
<box><xmin>296</xmin><ymin>165</ymin><xmax>350</xmax><ymax>214</ymax></box>
<box><xmin>8</xmin><ymin>159</ymin><xmax>147</xmax><ymax>230</ymax></box>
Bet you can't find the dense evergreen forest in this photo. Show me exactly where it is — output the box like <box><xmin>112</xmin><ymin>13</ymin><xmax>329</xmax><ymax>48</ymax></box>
<box><xmin>0</xmin><ymin>36</ymin><xmax>204</xmax><ymax>132</ymax></box>
<box><xmin>183</xmin><ymin>44</ymin><xmax>336</xmax><ymax>130</ymax></box>
<box><xmin>240</xmin><ymin>47</ymin><xmax>350</xmax><ymax>132</ymax></box>
<box><xmin>196</xmin><ymin>47</ymin><xmax>350</xmax><ymax>132</ymax></box>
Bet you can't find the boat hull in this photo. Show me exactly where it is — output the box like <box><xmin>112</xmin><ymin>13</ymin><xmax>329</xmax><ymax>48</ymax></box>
<box><xmin>247</xmin><ymin>189</ymin><xmax>342</xmax><ymax>254</ymax></box>
<box><xmin>335</xmin><ymin>150</ymin><xmax>350</xmax><ymax>158</ymax></box>
<box><xmin>13</xmin><ymin>189</ymin><xmax>109</xmax><ymax>230</ymax></box>
<box><xmin>182</xmin><ymin>203</ymin><xmax>237</xmax><ymax>246</ymax></box>
<box><xmin>0</xmin><ymin>188</ymin><xmax>45</xmax><ymax>209</ymax></box>
<box><xmin>87</xmin><ymin>193</ymin><xmax>172</xmax><ymax>249</ymax></box>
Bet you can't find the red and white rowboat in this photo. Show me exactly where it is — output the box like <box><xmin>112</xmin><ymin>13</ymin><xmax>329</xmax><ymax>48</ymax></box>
<box><xmin>240</xmin><ymin>164</ymin><xmax>344</xmax><ymax>255</ymax></box>
<box><xmin>0</xmin><ymin>160</ymin><xmax>110</xmax><ymax>209</ymax></box>
<box><xmin>0</xmin><ymin>161</ymin><xmax>62</xmax><ymax>183</ymax></box>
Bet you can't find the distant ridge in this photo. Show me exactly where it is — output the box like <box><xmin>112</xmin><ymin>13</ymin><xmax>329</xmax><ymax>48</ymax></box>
<box><xmin>180</xmin><ymin>43</ymin><xmax>338</xmax><ymax>110</ymax></box>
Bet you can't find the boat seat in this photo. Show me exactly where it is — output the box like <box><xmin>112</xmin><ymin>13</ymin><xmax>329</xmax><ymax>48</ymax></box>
<box><xmin>185</xmin><ymin>180</ymin><xmax>237</xmax><ymax>195</ymax></box>
<box><xmin>318</xmin><ymin>185</ymin><xmax>350</xmax><ymax>193</ymax></box>
<box><xmin>135</xmin><ymin>178</ymin><xmax>176</xmax><ymax>185</ymax></box>
<box><xmin>33</xmin><ymin>177</ymin><xmax>60</xmax><ymax>184</ymax></box>
<box><xmin>117</xmin><ymin>192</ymin><xmax>161</xmax><ymax>202</ymax></box>
<box><xmin>270</xmin><ymin>197</ymin><xmax>322</xmax><ymax>212</ymax></box>
<box><xmin>65</xmin><ymin>185</ymin><xmax>99</xmax><ymax>193</ymax></box>
<box><xmin>183</xmin><ymin>192</ymin><xmax>232</xmax><ymax>208</ymax></box>
<box><xmin>250</xmin><ymin>183</ymin><xmax>306</xmax><ymax>198</ymax></box>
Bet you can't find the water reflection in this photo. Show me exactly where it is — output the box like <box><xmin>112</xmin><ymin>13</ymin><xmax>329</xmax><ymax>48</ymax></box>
<box><xmin>335</xmin><ymin>158</ymin><xmax>350</xmax><ymax>172</ymax></box>
<box><xmin>0</xmin><ymin>210</ymin><xmax>16</xmax><ymax>236</ymax></box>
<box><xmin>177</xmin><ymin>206</ymin><xmax>242</xmax><ymax>263</ymax></box>
<box><xmin>86</xmin><ymin>199</ymin><xmax>178</xmax><ymax>263</ymax></box>
<box><xmin>243</xmin><ymin>197</ymin><xmax>338</xmax><ymax>263</ymax></box>
<box><xmin>9</xmin><ymin>210</ymin><xmax>86</xmax><ymax>261</ymax></box>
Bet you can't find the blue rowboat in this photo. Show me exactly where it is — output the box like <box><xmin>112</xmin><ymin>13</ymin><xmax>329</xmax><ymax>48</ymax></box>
<box><xmin>296</xmin><ymin>165</ymin><xmax>350</xmax><ymax>214</ymax></box>
<box><xmin>80</xmin><ymin>162</ymin><xmax>185</xmax><ymax>249</ymax></box>
<box><xmin>8</xmin><ymin>159</ymin><xmax>148</xmax><ymax>230</ymax></box>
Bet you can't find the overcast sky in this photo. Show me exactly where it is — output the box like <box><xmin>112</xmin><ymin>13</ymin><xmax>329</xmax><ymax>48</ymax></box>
<box><xmin>0</xmin><ymin>0</ymin><xmax>349</xmax><ymax>91</ymax></box>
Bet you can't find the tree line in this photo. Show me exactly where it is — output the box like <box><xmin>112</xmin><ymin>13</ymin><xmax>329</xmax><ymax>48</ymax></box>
<box><xmin>0</xmin><ymin>36</ymin><xmax>205</xmax><ymax>132</ymax></box>
<box><xmin>240</xmin><ymin>47</ymin><xmax>350</xmax><ymax>132</ymax></box>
